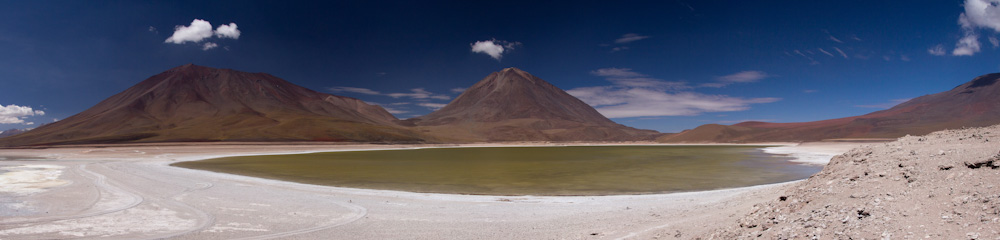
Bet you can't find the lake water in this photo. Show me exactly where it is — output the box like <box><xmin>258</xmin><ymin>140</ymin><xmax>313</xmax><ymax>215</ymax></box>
<box><xmin>172</xmin><ymin>146</ymin><xmax>821</xmax><ymax>196</ymax></box>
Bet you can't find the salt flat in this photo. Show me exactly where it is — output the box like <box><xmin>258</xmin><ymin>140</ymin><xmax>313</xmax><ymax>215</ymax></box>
<box><xmin>0</xmin><ymin>142</ymin><xmax>858</xmax><ymax>239</ymax></box>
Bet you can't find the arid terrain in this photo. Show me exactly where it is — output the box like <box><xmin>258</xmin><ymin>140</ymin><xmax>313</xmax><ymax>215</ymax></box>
<box><xmin>0</xmin><ymin>142</ymin><xmax>853</xmax><ymax>239</ymax></box>
<box><xmin>708</xmin><ymin>125</ymin><xmax>1000</xmax><ymax>239</ymax></box>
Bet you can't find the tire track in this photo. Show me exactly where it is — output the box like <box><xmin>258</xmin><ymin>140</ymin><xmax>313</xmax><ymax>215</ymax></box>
<box><xmin>0</xmin><ymin>163</ymin><xmax>144</xmax><ymax>226</ymax></box>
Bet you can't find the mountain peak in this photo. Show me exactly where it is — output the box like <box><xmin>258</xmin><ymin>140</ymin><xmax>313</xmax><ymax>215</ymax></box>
<box><xmin>500</xmin><ymin>67</ymin><xmax>525</xmax><ymax>72</ymax></box>
<box><xmin>0</xmin><ymin>65</ymin><xmax>419</xmax><ymax>146</ymax></box>
<box><xmin>412</xmin><ymin>68</ymin><xmax>659</xmax><ymax>141</ymax></box>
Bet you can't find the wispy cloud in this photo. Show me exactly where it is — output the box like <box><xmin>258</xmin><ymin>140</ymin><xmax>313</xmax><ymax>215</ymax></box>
<box><xmin>928</xmin><ymin>44</ymin><xmax>947</xmax><ymax>56</ymax></box>
<box><xmin>702</xmin><ymin>71</ymin><xmax>769</xmax><ymax>88</ymax></box>
<box><xmin>329</xmin><ymin>87</ymin><xmax>381</xmax><ymax>95</ymax></box>
<box><xmin>717</xmin><ymin>119</ymin><xmax>777</xmax><ymax>124</ymax></box>
<box><xmin>605</xmin><ymin>33</ymin><xmax>650</xmax><ymax>52</ymax></box>
<box><xmin>590</xmin><ymin>68</ymin><xmax>689</xmax><ymax>90</ymax></box>
<box><xmin>386</xmin><ymin>88</ymin><xmax>451</xmax><ymax>100</ymax></box>
<box><xmin>164</xmin><ymin>19</ymin><xmax>241</xmax><ymax>51</ymax></box>
<box><xmin>832</xmin><ymin>47</ymin><xmax>849</xmax><ymax>59</ymax></box>
<box><xmin>855</xmin><ymin>98</ymin><xmax>911</xmax><ymax>109</ymax></box>
<box><xmin>383</xmin><ymin>107</ymin><xmax>408</xmax><ymax>114</ymax></box>
<box><xmin>0</xmin><ymin>104</ymin><xmax>45</xmax><ymax>125</ymax></box>
<box><xmin>330</xmin><ymin>87</ymin><xmax>451</xmax><ymax>100</ymax></box>
<box><xmin>817</xmin><ymin>48</ymin><xmax>834</xmax><ymax>57</ymax></box>
<box><xmin>828</xmin><ymin>35</ymin><xmax>843</xmax><ymax>43</ymax></box>
<box><xmin>201</xmin><ymin>42</ymin><xmax>218</xmax><ymax>50</ymax></box>
<box><xmin>614</xmin><ymin>33</ymin><xmax>650</xmax><ymax>44</ymax></box>
<box><xmin>450</xmin><ymin>88</ymin><xmax>466</xmax><ymax>93</ymax></box>
<box><xmin>567</xmin><ymin>69</ymin><xmax>779</xmax><ymax>118</ymax></box>
<box><xmin>417</xmin><ymin>103</ymin><xmax>447</xmax><ymax>110</ymax></box>
<box><xmin>803</xmin><ymin>89</ymin><xmax>818</xmax><ymax>93</ymax></box>
<box><xmin>470</xmin><ymin>39</ymin><xmax>521</xmax><ymax>61</ymax></box>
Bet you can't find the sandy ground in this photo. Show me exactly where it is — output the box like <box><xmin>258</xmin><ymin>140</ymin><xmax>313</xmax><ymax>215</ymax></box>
<box><xmin>0</xmin><ymin>142</ymin><xmax>862</xmax><ymax>239</ymax></box>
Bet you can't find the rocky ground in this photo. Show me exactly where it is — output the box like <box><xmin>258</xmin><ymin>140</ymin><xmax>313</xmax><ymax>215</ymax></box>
<box><xmin>710</xmin><ymin>125</ymin><xmax>1000</xmax><ymax>239</ymax></box>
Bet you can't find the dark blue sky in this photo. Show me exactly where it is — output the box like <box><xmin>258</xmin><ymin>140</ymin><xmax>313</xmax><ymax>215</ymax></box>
<box><xmin>2</xmin><ymin>1</ymin><xmax>999</xmax><ymax>132</ymax></box>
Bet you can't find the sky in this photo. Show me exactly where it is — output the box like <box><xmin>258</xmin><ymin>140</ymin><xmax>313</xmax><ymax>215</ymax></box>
<box><xmin>3</xmin><ymin>1</ymin><xmax>1000</xmax><ymax>133</ymax></box>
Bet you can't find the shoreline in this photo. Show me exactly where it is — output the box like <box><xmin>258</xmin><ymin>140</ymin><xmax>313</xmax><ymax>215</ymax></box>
<box><xmin>0</xmin><ymin>141</ymin><xmax>864</xmax><ymax>239</ymax></box>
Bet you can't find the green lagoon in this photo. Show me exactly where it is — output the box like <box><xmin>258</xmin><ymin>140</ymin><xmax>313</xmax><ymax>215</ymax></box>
<box><xmin>173</xmin><ymin>146</ymin><xmax>820</xmax><ymax>196</ymax></box>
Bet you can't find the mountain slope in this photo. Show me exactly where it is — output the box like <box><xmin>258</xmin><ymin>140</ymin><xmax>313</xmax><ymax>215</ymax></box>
<box><xmin>659</xmin><ymin>73</ymin><xmax>1000</xmax><ymax>142</ymax></box>
<box><xmin>409</xmin><ymin>67</ymin><xmax>660</xmax><ymax>141</ymax></box>
<box><xmin>0</xmin><ymin>128</ymin><xmax>26</xmax><ymax>138</ymax></box>
<box><xmin>1</xmin><ymin>64</ymin><xmax>423</xmax><ymax>146</ymax></box>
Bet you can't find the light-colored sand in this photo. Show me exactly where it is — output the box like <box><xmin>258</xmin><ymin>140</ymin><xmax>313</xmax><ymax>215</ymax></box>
<box><xmin>0</xmin><ymin>142</ymin><xmax>861</xmax><ymax>239</ymax></box>
<box><xmin>711</xmin><ymin>126</ymin><xmax>1000</xmax><ymax>239</ymax></box>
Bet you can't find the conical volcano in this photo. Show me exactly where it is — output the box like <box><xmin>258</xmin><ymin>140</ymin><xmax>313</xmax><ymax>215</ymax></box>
<box><xmin>659</xmin><ymin>73</ymin><xmax>1000</xmax><ymax>142</ymax></box>
<box><xmin>1</xmin><ymin>64</ymin><xmax>423</xmax><ymax>146</ymax></box>
<box><xmin>411</xmin><ymin>67</ymin><xmax>660</xmax><ymax>141</ymax></box>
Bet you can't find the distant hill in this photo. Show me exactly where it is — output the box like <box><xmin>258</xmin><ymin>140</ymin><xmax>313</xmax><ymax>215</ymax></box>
<box><xmin>659</xmin><ymin>73</ymin><xmax>1000</xmax><ymax>142</ymax></box>
<box><xmin>0</xmin><ymin>64</ymin><xmax>424</xmax><ymax>146</ymax></box>
<box><xmin>0</xmin><ymin>128</ymin><xmax>27</xmax><ymax>138</ymax></box>
<box><xmin>408</xmin><ymin>67</ymin><xmax>661</xmax><ymax>141</ymax></box>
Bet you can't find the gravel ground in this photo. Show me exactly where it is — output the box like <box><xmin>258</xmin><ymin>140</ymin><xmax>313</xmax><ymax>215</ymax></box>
<box><xmin>710</xmin><ymin>125</ymin><xmax>1000</xmax><ymax>239</ymax></box>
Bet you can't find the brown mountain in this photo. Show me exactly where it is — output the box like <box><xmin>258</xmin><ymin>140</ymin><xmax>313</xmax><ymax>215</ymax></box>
<box><xmin>0</xmin><ymin>128</ymin><xmax>26</xmax><ymax>138</ymax></box>
<box><xmin>659</xmin><ymin>73</ymin><xmax>1000</xmax><ymax>143</ymax></box>
<box><xmin>408</xmin><ymin>67</ymin><xmax>660</xmax><ymax>141</ymax></box>
<box><xmin>0</xmin><ymin>64</ymin><xmax>423</xmax><ymax>146</ymax></box>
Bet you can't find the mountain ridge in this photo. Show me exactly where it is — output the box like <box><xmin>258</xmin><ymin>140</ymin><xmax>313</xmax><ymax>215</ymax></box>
<box><xmin>658</xmin><ymin>72</ymin><xmax>1000</xmax><ymax>142</ymax></box>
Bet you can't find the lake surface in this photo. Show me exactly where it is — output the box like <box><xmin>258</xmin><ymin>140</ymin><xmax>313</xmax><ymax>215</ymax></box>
<box><xmin>173</xmin><ymin>146</ymin><xmax>821</xmax><ymax>196</ymax></box>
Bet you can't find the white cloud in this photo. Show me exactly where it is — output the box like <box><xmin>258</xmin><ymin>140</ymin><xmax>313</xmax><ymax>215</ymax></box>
<box><xmin>568</xmin><ymin>69</ymin><xmax>779</xmax><ymax>118</ymax></box>
<box><xmin>214</xmin><ymin>23</ymin><xmax>241</xmax><ymax>39</ymax></box>
<box><xmin>991</xmin><ymin>36</ymin><xmax>1000</xmax><ymax>47</ymax></box>
<box><xmin>202</xmin><ymin>42</ymin><xmax>218</xmax><ymax>50</ymax></box>
<box><xmin>450</xmin><ymin>88</ymin><xmax>466</xmax><ymax>93</ymax></box>
<box><xmin>329</xmin><ymin>87</ymin><xmax>381</xmax><ymax>95</ymax></box>
<box><xmin>900</xmin><ymin>55</ymin><xmax>911</xmax><ymax>61</ymax></box>
<box><xmin>417</xmin><ymin>103</ymin><xmax>448</xmax><ymax>110</ymax></box>
<box><xmin>0</xmin><ymin>104</ymin><xmax>44</xmax><ymax>125</ymax></box>
<box><xmin>928</xmin><ymin>44</ymin><xmax>947</xmax><ymax>55</ymax></box>
<box><xmin>164</xmin><ymin>19</ymin><xmax>215</xmax><ymax>44</ymax></box>
<box><xmin>953</xmin><ymin>33</ymin><xmax>982</xmax><ymax>56</ymax></box>
<box><xmin>945</xmin><ymin>0</ymin><xmax>1000</xmax><ymax>56</ymax></box>
<box><xmin>615</xmin><ymin>33</ymin><xmax>650</xmax><ymax>44</ymax></box>
<box><xmin>164</xmin><ymin>19</ymin><xmax>241</xmax><ymax>50</ymax></box>
<box><xmin>470</xmin><ymin>39</ymin><xmax>520</xmax><ymax>61</ymax></box>
<box><xmin>855</xmin><ymin>98</ymin><xmax>912</xmax><ymax>109</ymax></box>
<box><xmin>961</xmin><ymin>0</ymin><xmax>1000</xmax><ymax>32</ymax></box>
